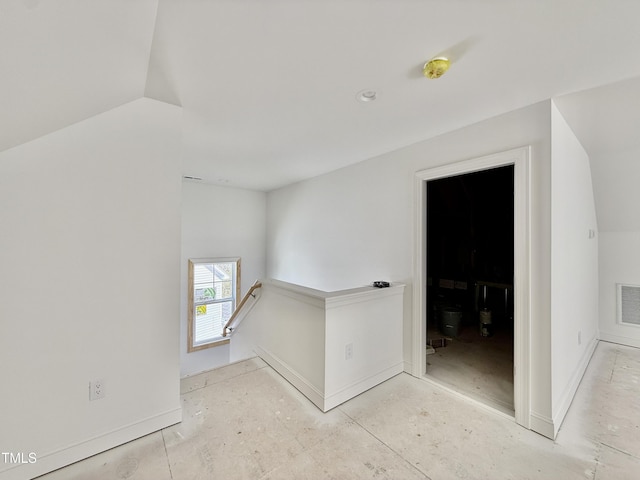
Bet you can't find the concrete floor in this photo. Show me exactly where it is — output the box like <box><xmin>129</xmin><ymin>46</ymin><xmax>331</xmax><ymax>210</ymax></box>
<box><xmin>426</xmin><ymin>324</ymin><xmax>514</xmax><ymax>414</ymax></box>
<box><xmin>38</xmin><ymin>341</ymin><xmax>640</xmax><ymax>479</ymax></box>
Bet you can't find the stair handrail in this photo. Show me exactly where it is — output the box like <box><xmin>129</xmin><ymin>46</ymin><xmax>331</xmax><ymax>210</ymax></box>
<box><xmin>222</xmin><ymin>280</ymin><xmax>263</xmax><ymax>337</ymax></box>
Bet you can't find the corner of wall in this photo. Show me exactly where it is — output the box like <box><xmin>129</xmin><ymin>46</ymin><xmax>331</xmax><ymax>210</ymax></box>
<box><xmin>0</xmin><ymin>99</ymin><xmax>183</xmax><ymax>479</ymax></box>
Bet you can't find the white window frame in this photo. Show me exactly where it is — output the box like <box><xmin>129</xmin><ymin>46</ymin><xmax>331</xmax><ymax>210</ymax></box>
<box><xmin>188</xmin><ymin>257</ymin><xmax>241</xmax><ymax>352</ymax></box>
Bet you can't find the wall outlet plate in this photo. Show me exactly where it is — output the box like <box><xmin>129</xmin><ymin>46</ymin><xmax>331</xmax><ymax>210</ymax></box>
<box><xmin>345</xmin><ymin>343</ymin><xmax>353</xmax><ymax>360</ymax></box>
<box><xmin>89</xmin><ymin>379</ymin><xmax>105</xmax><ymax>401</ymax></box>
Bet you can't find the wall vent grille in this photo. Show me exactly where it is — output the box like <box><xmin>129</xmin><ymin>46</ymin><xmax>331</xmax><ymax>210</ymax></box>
<box><xmin>618</xmin><ymin>284</ymin><xmax>640</xmax><ymax>327</ymax></box>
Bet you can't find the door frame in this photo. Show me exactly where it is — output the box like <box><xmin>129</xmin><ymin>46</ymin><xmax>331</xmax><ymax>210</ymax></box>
<box><xmin>412</xmin><ymin>146</ymin><xmax>531</xmax><ymax>428</ymax></box>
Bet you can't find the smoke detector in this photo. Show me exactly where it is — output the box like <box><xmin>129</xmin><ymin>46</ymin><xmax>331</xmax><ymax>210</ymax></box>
<box><xmin>356</xmin><ymin>89</ymin><xmax>377</xmax><ymax>102</ymax></box>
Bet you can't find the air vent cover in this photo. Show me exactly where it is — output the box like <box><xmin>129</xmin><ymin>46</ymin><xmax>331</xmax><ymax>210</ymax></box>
<box><xmin>618</xmin><ymin>284</ymin><xmax>640</xmax><ymax>326</ymax></box>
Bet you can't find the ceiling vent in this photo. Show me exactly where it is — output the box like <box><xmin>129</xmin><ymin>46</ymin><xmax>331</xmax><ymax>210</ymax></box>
<box><xmin>617</xmin><ymin>284</ymin><xmax>640</xmax><ymax>326</ymax></box>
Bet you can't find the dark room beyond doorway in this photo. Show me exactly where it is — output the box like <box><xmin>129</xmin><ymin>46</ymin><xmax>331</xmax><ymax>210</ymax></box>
<box><xmin>425</xmin><ymin>164</ymin><xmax>515</xmax><ymax>414</ymax></box>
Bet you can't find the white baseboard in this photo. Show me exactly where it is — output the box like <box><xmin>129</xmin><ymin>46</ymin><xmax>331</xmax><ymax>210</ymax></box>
<box><xmin>255</xmin><ymin>346</ymin><xmax>326</xmax><ymax>410</ymax></box>
<box><xmin>599</xmin><ymin>332</ymin><xmax>640</xmax><ymax>349</ymax></box>
<box><xmin>530</xmin><ymin>411</ymin><xmax>555</xmax><ymax>439</ymax></box>
<box><xmin>1</xmin><ymin>408</ymin><xmax>182</xmax><ymax>480</ymax></box>
<box><xmin>403</xmin><ymin>360</ymin><xmax>414</xmax><ymax>375</ymax></box>
<box><xmin>324</xmin><ymin>362</ymin><xmax>404</xmax><ymax>411</ymax></box>
<box><xmin>552</xmin><ymin>336</ymin><xmax>599</xmax><ymax>438</ymax></box>
<box><xmin>256</xmin><ymin>348</ymin><xmax>404</xmax><ymax>413</ymax></box>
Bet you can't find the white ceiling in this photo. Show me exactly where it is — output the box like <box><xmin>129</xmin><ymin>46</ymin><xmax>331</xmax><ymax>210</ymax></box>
<box><xmin>3</xmin><ymin>0</ymin><xmax>640</xmax><ymax>192</ymax></box>
<box><xmin>554</xmin><ymin>77</ymin><xmax>640</xmax><ymax>232</ymax></box>
<box><xmin>554</xmin><ymin>76</ymin><xmax>640</xmax><ymax>157</ymax></box>
<box><xmin>0</xmin><ymin>0</ymin><xmax>158</xmax><ymax>152</ymax></box>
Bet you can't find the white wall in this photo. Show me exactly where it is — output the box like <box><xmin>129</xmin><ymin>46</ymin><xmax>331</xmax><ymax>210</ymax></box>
<box><xmin>324</xmin><ymin>285</ymin><xmax>404</xmax><ymax>408</ymax></box>
<box><xmin>591</xmin><ymin>146</ymin><xmax>640</xmax><ymax>347</ymax></box>
<box><xmin>0</xmin><ymin>99</ymin><xmax>183</xmax><ymax>480</ymax></box>
<box><xmin>590</xmin><ymin>145</ymin><xmax>640</xmax><ymax>234</ymax></box>
<box><xmin>230</xmin><ymin>280</ymin><xmax>404</xmax><ymax>411</ymax></box>
<box><xmin>267</xmin><ymin>100</ymin><xmax>555</xmax><ymax>434</ymax></box>
<box><xmin>550</xmin><ymin>102</ymin><xmax>599</xmax><ymax>435</ymax></box>
<box><xmin>249</xmin><ymin>283</ymin><xmax>328</xmax><ymax>396</ymax></box>
<box><xmin>180</xmin><ymin>181</ymin><xmax>266</xmax><ymax>377</ymax></box>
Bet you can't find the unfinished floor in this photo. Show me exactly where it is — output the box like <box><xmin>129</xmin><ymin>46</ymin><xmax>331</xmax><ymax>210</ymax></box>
<box><xmin>38</xmin><ymin>341</ymin><xmax>640</xmax><ymax>480</ymax></box>
<box><xmin>426</xmin><ymin>324</ymin><xmax>514</xmax><ymax>414</ymax></box>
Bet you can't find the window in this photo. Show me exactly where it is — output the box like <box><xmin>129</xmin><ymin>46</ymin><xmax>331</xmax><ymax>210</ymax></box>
<box><xmin>188</xmin><ymin>258</ymin><xmax>240</xmax><ymax>352</ymax></box>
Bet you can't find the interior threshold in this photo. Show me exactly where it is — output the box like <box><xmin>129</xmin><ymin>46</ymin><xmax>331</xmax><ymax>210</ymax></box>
<box><xmin>420</xmin><ymin>373</ymin><xmax>515</xmax><ymax>420</ymax></box>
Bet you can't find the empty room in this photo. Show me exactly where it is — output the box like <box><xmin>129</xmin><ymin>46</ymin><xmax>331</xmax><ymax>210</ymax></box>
<box><xmin>2</xmin><ymin>1</ymin><xmax>640</xmax><ymax>479</ymax></box>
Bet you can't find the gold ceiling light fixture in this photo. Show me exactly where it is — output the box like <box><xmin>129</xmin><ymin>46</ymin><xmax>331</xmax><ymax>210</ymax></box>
<box><xmin>423</xmin><ymin>57</ymin><xmax>451</xmax><ymax>79</ymax></box>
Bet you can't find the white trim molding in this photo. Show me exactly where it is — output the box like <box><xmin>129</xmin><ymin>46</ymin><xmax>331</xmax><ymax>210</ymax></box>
<box><xmin>530</xmin><ymin>411</ymin><xmax>555</xmax><ymax>439</ymax></box>
<box><xmin>412</xmin><ymin>146</ymin><xmax>532</xmax><ymax>429</ymax></box>
<box><xmin>4</xmin><ymin>408</ymin><xmax>182</xmax><ymax>480</ymax></box>
<box><xmin>256</xmin><ymin>346</ymin><xmax>326</xmax><ymax>409</ymax></box>
<box><xmin>552</xmin><ymin>336</ymin><xmax>599</xmax><ymax>438</ymax></box>
<box><xmin>599</xmin><ymin>332</ymin><xmax>640</xmax><ymax>349</ymax></box>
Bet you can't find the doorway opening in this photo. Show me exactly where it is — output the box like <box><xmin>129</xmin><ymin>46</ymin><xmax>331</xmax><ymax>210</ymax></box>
<box><xmin>412</xmin><ymin>147</ymin><xmax>530</xmax><ymax>428</ymax></box>
<box><xmin>426</xmin><ymin>165</ymin><xmax>514</xmax><ymax>414</ymax></box>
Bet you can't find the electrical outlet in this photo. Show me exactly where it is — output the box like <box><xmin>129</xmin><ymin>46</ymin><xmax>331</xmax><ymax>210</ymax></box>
<box><xmin>578</xmin><ymin>331</ymin><xmax>582</xmax><ymax>346</ymax></box>
<box><xmin>89</xmin><ymin>379</ymin><xmax>105</xmax><ymax>401</ymax></box>
<box><xmin>345</xmin><ymin>343</ymin><xmax>353</xmax><ymax>360</ymax></box>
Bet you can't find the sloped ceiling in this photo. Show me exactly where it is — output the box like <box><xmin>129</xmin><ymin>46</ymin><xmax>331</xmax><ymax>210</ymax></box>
<box><xmin>554</xmin><ymin>77</ymin><xmax>640</xmax><ymax>159</ymax></box>
<box><xmin>2</xmin><ymin>0</ymin><xmax>640</xmax><ymax>195</ymax></box>
<box><xmin>0</xmin><ymin>0</ymin><xmax>159</xmax><ymax>152</ymax></box>
<box><xmin>555</xmin><ymin>78</ymin><xmax>640</xmax><ymax>232</ymax></box>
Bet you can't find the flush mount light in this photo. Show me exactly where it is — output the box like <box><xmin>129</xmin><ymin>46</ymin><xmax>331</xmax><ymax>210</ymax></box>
<box><xmin>356</xmin><ymin>89</ymin><xmax>377</xmax><ymax>102</ymax></box>
<box><xmin>423</xmin><ymin>57</ymin><xmax>450</xmax><ymax>79</ymax></box>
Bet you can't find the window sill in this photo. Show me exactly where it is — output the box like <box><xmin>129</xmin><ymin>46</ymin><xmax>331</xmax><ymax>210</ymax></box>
<box><xmin>188</xmin><ymin>337</ymin><xmax>230</xmax><ymax>353</ymax></box>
